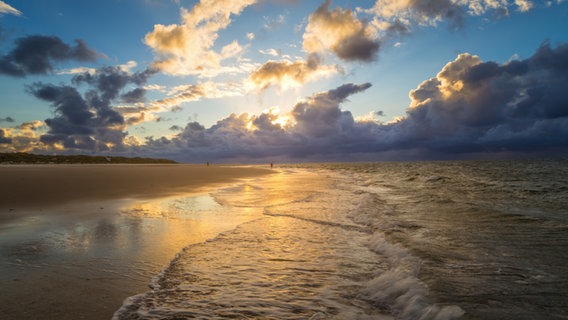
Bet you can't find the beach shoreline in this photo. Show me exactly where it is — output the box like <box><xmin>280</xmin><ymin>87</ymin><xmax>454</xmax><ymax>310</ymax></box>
<box><xmin>0</xmin><ymin>164</ymin><xmax>273</xmax><ymax>320</ymax></box>
<box><xmin>0</xmin><ymin>164</ymin><xmax>271</xmax><ymax>212</ymax></box>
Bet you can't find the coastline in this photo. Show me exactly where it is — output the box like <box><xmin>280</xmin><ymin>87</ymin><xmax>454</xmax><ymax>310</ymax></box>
<box><xmin>0</xmin><ymin>164</ymin><xmax>273</xmax><ymax>320</ymax></box>
<box><xmin>0</xmin><ymin>164</ymin><xmax>272</xmax><ymax>212</ymax></box>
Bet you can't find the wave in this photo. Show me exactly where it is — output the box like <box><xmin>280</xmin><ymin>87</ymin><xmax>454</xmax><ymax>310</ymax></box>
<box><xmin>346</xmin><ymin>190</ymin><xmax>464</xmax><ymax>320</ymax></box>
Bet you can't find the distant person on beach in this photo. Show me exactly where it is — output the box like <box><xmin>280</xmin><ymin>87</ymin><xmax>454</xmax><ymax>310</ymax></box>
<box><xmin>270</xmin><ymin>162</ymin><xmax>273</xmax><ymax>168</ymax></box>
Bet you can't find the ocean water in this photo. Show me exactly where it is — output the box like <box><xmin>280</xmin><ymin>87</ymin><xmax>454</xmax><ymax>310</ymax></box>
<box><xmin>114</xmin><ymin>160</ymin><xmax>568</xmax><ymax>320</ymax></box>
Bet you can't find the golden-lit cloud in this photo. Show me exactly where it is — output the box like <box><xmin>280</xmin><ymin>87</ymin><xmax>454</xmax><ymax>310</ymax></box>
<box><xmin>0</xmin><ymin>1</ymin><xmax>21</xmax><ymax>16</ymax></box>
<box><xmin>0</xmin><ymin>120</ymin><xmax>47</xmax><ymax>152</ymax></box>
<box><xmin>410</xmin><ymin>53</ymin><xmax>482</xmax><ymax>108</ymax></box>
<box><xmin>154</xmin><ymin>81</ymin><xmax>245</xmax><ymax>109</ymax></box>
<box><xmin>514</xmin><ymin>0</ymin><xmax>533</xmax><ymax>12</ymax></box>
<box><xmin>303</xmin><ymin>0</ymin><xmax>380</xmax><ymax>62</ymax></box>
<box><xmin>114</xmin><ymin>81</ymin><xmax>248</xmax><ymax>129</ymax></box>
<box><xmin>56</xmin><ymin>67</ymin><xmax>97</xmax><ymax>75</ymax></box>
<box><xmin>247</xmin><ymin>54</ymin><xmax>338</xmax><ymax>91</ymax></box>
<box><xmin>145</xmin><ymin>0</ymin><xmax>256</xmax><ymax>77</ymax></box>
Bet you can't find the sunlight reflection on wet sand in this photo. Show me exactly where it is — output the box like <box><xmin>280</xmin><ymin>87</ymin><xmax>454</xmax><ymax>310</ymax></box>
<box><xmin>0</xmin><ymin>186</ymin><xmax>265</xmax><ymax>319</ymax></box>
<box><xmin>0</xmin><ymin>169</ymin><xmax>333</xmax><ymax>320</ymax></box>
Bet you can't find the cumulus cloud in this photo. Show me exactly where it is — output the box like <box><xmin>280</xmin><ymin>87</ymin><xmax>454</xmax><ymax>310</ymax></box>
<box><xmin>0</xmin><ymin>35</ymin><xmax>103</xmax><ymax>77</ymax></box>
<box><xmin>139</xmin><ymin>82</ymin><xmax>373</xmax><ymax>162</ymax></box>
<box><xmin>397</xmin><ymin>41</ymin><xmax>568</xmax><ymax>155</ymax></box>
<box><xmin>0</xmin><ymin>128</ymin><xmax>11</xmax><ymax>144</ymax></box>
<box><xmin>24</xmin><ymin>66</ymin><xmax>154</xmax><ymax>151</ymax></box>
<box><xmin>248</xmin><ymin>53</ymin><xmax>338</xmax><ymax>91</ymax></box>
<box><xmin>145</xmin><ymin>0</ymin><xmax>256</xmax><ymax>77</ymax></box>
<box><xmin>138</xmin><ymin>42</ymin><xmax>568</xmax><ymax>162</ymax></box>
<box><xmin>0</xmin><ymin>120</ymin><xmax>47</xmax><ymax>152</ymax></box>
<box><xmin>514</xmin><ymin>0</ymin><xmax>534</xmax><ymax>12</ymax></box>
<box><xmin>300</xmin><ymin>0</ymin><xmax>545</xmax><ymax>64</ymax></box>
<box><xmin>0</xmin><ymin>1</ymin><xmax>20</xmax><ymax>16</ymax></box>
<box><xmin>7</xmin><ymin>41</ymin><xmax>568</xmax><ymax>161</ymax></box>
<box><xmin>303</xmin><ymin>0</ymin><xmax>380</xmax><ymax>62</ymax></box>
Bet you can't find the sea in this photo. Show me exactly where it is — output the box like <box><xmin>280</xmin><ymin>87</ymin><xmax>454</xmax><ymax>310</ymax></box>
<box><xmin>114</xmin><ymin>159</ymin><xmax>568</xmax><ymax>320</ymax></box>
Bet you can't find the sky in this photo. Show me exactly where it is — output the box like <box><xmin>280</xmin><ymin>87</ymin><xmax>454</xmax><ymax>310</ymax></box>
<box><xmin>0</xmin><ymin>0</ymin><xmax>567</xmax><ymax>163</ymax></box>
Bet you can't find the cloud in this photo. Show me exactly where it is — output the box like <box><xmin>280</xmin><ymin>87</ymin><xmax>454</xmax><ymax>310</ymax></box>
<box><xmin>139</xmin><ymin>82</ymin><xmax>373</xmax><ymax>161</ymax></box>
<box><xmin>368</xmin><ymin>0</ymin><xmax>468</xmax><ymax>30</ymax></box>
<box><xmin>259</xmin><ymin>48</ymin><xmax>280</xmax><ymax>57</ymax></box>
<box><xmin>121</xmin><ymin>88</ymin><xmax>147</xmax><ymax>104</ymax></box>
<box><xmin>0</xmin><ymin>128</ymin><xmax>11</xmax><ymax>144</ymax></box>
<box><xmin>151</xmin><ymin>81</ymin><xmax>245</xmax><ymax>110</ymax></box>
<box><xmin>299</xmin><ymin>0</ymin><xmax>550</xmax><ymax>64</ymax></box>
<box><xmin>515</xmin><ymin>0</ymin><xmax>534</xmax><ymax>12</ymax></box>
<box><xmin>0</xmin><ymin>35</ymin><xmax>103</xmax><ymax>77</ymax></box>
<box><xmin>139</xmin><ymin>42</ymin><xmax>568</xmax><ymax>162</ymax></box>
<box><xmin>56</xmin><ymin>66</ymin><xmax>98</xmax><ymax>75</ymax></box>
<box><xmin>145</xmin><ymin>0</ymin><xmax>256</xmax><ymax>77</ymax></box>
<box><xmin>262</xmin><ymin>14</ymin><xmax>286</xmax><ymax>31</ymax></box>
<box><xmin>0</xmin><ymin>120</ymin><xmax>47</xmax><ymax>152</ymax></box>
<box><xmin>0</xmin><ymin>1</ymin><xmax>20</xmax><ymax>16</ymax></box>
<box><xmin>290</xmin><ymin>83</ymin><xmax>372</xmax><ymax>138</ymax></box>
<box><xmin>369</xmin><ymin>0</ymin><xmax>541</xmax><ymax>31</ymax></box>
<box><xmin>395</xmin><ymin>41</ymin><xmax>568</xmax><ymax>155</ymax></box>
<box><xmin>113</xmin><ymin>80</ymin><xmax>245</xmax><ymax>126</ymax></box>
<box><xmin>248</xmin><ymin>53</ymin><xmax>338</xmax><ymax>91</ymax></box>
<box><xmin>24</xmin><ymin>66</ymin><xmax>154</xmax><ymax>151</ymax></box>
<box><xmin>0</xmin><ymin>116</ymin><xmax>15</xmax><ymax>123</ymax></box>
<box><xmin>303</xmin><ymin>0</ymin><xmax>380</xmax><ymax>62</ymax></box>
<box><xmin>9</xmin><ymin>41</ymin><xmax>568</xmax><ymax>161</ymax></box>
<box><xmin>143</xmin><ymin>84</ymin><xmax>167</xmax><ymax>92</ymax></box>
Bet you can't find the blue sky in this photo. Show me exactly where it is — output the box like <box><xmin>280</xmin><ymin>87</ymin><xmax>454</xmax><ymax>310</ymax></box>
<box><xmin>1</xmin><ymin>0</ymin><xmax>567</xmax><ymax>162</ymax></box>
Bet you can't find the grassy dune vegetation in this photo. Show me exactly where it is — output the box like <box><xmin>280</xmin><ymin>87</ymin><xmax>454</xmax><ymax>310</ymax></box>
<box><xmin>0</xmin><ymin>152</ymin><xmax>177</xmax><ymax>164</ymax></box>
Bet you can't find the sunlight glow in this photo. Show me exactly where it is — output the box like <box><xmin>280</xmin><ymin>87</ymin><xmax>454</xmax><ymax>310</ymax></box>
<box><xmin>271</xmin><ymin>114</ymin><xmax>291</xmax><ymax>128</ymax></box>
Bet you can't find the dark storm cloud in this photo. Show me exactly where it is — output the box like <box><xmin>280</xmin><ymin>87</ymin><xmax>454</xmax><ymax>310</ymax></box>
<box><xmin>291</xmin><ymin>83</ymin><xmax>371</xmax><ymax>138</ymax></box>
<box><xmin>26</xmin><ymin>66</ymin><xmax>154</xmax><ymax>151</ymax></box>
<box><xmin>390</xmin><ymin>41</ymin><xmax>568</xmax><ymax>156</ymax></box>
<box><xmin>27</xmin><ymin>82</ymin><xmax>123</xmax><ymax>150</ymax></box>
<box><xmin>0</xmin><ymin>35</ymin><xmax>103</xmax><ymax>77</ymax></box>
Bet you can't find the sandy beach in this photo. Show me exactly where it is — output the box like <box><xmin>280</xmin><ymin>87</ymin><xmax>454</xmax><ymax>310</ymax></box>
<box><xmin>0</xmin><ymin>164</ymin><xmax>272</xmax><ymax>320</ymax></box>
<box><xmin>0</xmin><ymin>164</ymin><xmax>271</xmax><ymax>213</ymax></box>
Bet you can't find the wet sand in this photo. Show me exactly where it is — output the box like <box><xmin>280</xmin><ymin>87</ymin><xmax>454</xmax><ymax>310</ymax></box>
<box><xmin>0</xmin><ymin>164</ymin><xmax>272</xmax><ymax>320</ymax></box>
